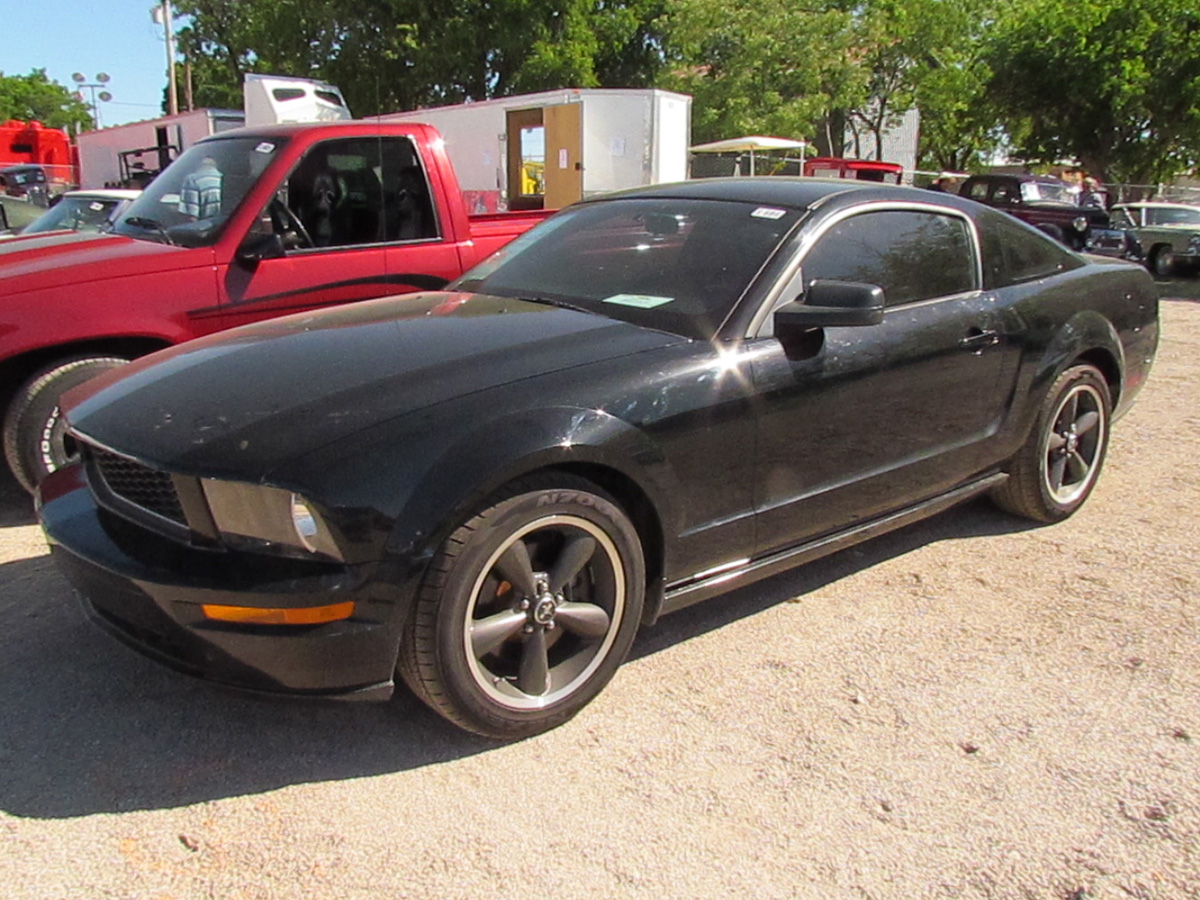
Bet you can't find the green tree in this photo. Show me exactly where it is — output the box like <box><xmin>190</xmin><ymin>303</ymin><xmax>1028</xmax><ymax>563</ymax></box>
<box><xmin>0</xmin><ymin>70</ymin><xmax>94</xmax><ymax>131</ymax></box>
<box><xmin>662</xmin><ymin>0</ymin><xmax>863</xmax><ymax>147</ymax></box>
<box><xmin>985</xmin><ymin>0</ymin><xmax>1200</xmax><ymax>183</ymax></box>
<box><xmin>173</xmin><ymin>0</ymin><xmax>668</xmax><ymax>117</ymax></box>
<box><xmin>844</xmin><ymin>0</ymin><xmax>990</xmax><ymax>163</ymax></box>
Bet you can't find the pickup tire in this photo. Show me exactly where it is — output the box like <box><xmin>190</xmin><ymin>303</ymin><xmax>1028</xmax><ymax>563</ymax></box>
<box><xmin>3</xmin><ymin>356</ymin><xmax>129</xmax><ymax>494</ymax></box>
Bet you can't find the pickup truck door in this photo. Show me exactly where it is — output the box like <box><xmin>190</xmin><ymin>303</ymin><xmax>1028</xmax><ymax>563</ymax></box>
<box><xmin>215</xmin><ymin>135</ymin><xmax>462</xmax><ymax>330</ymax></box>
<box><xmin>748</xmin><ymin>206</ymin><xmax>1012</xmax><ymax>555</ymax></box>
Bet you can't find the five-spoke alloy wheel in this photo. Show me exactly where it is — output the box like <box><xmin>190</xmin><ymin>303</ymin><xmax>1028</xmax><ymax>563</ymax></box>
<box><xmin>399</xmin><ymin>477</ymin><xmax>645</xmax><ymax>739</ymax></box>
<box><xmin>992</xmin><ymin>363</ymin><xmax>1112</xmax><ymax>522</ymax></box>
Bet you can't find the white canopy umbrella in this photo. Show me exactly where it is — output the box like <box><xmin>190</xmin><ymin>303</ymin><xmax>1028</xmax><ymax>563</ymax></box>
<box><xmin>689</xmin><ymin>136</ymin><xmax>809</xmax><ymax>175</ymax></box>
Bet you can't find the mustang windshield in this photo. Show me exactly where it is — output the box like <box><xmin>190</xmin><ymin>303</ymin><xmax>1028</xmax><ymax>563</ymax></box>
<box><xmin>455</xmin><ymin>198</ymin><xmax>802</xmax><ymax>340</ymax></box>
<box><xmin>109</xmin><ymin>136</ymin><xmax>286</xmax><ymax>247</ymax></box>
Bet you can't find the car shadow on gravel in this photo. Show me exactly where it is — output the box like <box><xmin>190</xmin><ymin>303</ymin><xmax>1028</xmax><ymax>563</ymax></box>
<box><xmin>630</xmin><ymin>496</ymin><xmax>1035</xmax><ymax>661</ymax></box>
<box><xmin>0</xmin><ymin>495</ymin><xmax>1034</xmax><ymax>820</ymax></box>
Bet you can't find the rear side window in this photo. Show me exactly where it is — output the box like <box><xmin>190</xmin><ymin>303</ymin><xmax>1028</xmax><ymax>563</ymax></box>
<box><xmin>978</xmin><ymin>210</ymin><xmax>1082</xmax><ymax>288</ymax></box>
<box><xmin>800</xmin><ymin>209</ymin><xmax>976</xmax><ymax>307</ymax></box>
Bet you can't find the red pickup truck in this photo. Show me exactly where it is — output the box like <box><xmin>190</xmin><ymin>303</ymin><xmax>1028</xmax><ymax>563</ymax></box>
<box><xmin>0</xmin><ymin>122</ymin><xmax>549</xmax><ymax>492</ymax></box>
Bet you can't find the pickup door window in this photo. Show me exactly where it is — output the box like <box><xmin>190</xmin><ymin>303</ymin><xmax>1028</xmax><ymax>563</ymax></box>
<box><xmin>749</xmin><ymin>208</ymin><xmax>1012</xmax><ymax>554</ymax></box>
<box><xmin>215</xmin><ymin>136</ymin><xmax>461</xmax><ymax>330</ymax></box>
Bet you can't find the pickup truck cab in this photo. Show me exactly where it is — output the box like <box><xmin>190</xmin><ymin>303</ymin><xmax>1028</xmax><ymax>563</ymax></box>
<box><xmin>0</xmin><ymin>122</ymin><xmax>549</xmax><ymax>491</ymax></box>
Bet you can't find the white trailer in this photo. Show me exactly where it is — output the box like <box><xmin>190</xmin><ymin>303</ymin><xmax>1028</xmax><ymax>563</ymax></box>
<box><xmin>379</xmin><ymin>88</ymin><xmax>692</xmax><ymax>212</ymax></box>
<box><xmin>75</xmin><ymin>75</ymin><xmax>351</xmax><ymax>190</ymax></box>
<box><xmin>76</xmin><ymin>108</ymin><xmax>243</xmax><ymax>189</ymax></box>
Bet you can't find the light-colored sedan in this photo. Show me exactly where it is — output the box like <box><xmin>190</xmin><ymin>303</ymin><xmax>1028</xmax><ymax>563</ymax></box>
<box><xmin>1111</xmin><ymin>201</ymin><xmax>1200</xmax><ymax>277</ymax></box>
<box><xmin>2</xmin><ymin>189</ymin><xmax>141</xmax><ymax>239</ymax></box>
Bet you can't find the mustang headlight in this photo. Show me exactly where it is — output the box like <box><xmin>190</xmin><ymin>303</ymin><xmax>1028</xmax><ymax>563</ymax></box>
<box><xmin>200</xmin><ymin>478</ymin><xmax>343</xmax><ymax>560</ymax></box>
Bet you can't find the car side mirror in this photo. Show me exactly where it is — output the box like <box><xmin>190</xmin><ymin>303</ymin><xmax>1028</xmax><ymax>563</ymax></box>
<box><xmin>775</xmin><ymin>280</ymin><xmax>885</xmax><ymax>332</ymax></box>
<box><xmin>237</xmin><ymin>233</ymin><xmax>286</xmax><ymax>264</ymax></box>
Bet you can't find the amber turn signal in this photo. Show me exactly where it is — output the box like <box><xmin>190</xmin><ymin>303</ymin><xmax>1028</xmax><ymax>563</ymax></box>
<box><xmin>201</xmin><ymin>601</ymin><xmax>355</xmax><ymax>625</ymax></box>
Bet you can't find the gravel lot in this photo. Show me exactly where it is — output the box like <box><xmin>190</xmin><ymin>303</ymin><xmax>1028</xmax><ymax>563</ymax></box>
<box><xmin>1</xmin><ymin>280</ymin><xmax>1197</xmax><ymax>900</ymax></box>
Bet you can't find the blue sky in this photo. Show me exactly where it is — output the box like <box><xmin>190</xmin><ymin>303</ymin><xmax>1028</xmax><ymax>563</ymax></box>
<box><xmin>4</xmin><ymin>1</ymin><xmax>182</xmax><ymax>127</ymax></box>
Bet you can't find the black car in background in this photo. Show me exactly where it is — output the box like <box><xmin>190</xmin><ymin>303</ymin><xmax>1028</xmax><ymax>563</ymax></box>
<box><xmin>39</xmin><ymin>179</ymin><xmax>1159</xmax><ymax>738</ymax></box>
<box><xmin>0</xmin><ymin>164</ymin><xmax>51</xmax><ymax>207</ymax></box>
<box><xmin>959</xmin><ymin>173</ymin><xmax>1136</xmax><ymax>258</ymax></box>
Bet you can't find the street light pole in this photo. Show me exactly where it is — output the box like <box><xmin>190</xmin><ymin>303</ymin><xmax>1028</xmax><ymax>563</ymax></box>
<box><xmin>72</xmin><ymin>72</ymin><xmax>112</xmax><ymax>129</ymax></box>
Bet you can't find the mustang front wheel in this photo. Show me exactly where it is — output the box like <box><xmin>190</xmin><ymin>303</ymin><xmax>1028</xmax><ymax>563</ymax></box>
<box><xmin>992</xmin><ymin>363</ymin><xmax>1111</xmax><ymax>523</ymax></box>
<box><xmin>399</xmin><ymin>477</ymin><xmax>645</xmax><ymax>738</ymax></box>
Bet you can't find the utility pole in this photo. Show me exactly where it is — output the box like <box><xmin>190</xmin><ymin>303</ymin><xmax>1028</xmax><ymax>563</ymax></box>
<box><xmin>153</xmin><ymin>0</ymin><xmax>179</xmax><ymax>115</ymax></box>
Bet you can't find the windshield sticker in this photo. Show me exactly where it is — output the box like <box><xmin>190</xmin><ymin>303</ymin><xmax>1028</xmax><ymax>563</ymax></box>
<box><xmin>751</xmin><ymin>207</ymin><xmax>787</xmax><ymax>220</ymax></box>
<box><xmin>88</xmin><ymin>202</ymin><xmax>105</xmax><ymax>211</ymax></box>
<box><xmin>254</xmin><ymin>142</ymin><xmax>276</xmax><ymax>154</ymax></box>
<box><xmin>603</xmin><ymin>293</ymin><xmax>675</xmax><ymax>309</ymax></box>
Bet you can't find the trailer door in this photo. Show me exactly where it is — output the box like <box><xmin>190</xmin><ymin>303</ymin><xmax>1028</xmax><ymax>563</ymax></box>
<box><xmin>543</xmin><ymin>102</ymin><xmax>582</xmax><ymax>210</ymax></box>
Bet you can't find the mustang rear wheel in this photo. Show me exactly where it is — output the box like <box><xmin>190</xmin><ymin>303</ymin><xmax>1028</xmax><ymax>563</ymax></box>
<box><xmin>399</xmin><ymin>477</ymin><xmax>645</xmax><ymax>738</ymax></box>
<box><xmin>3</xmin><ymin>356</ymin><xmax>129</xmax><ymax>494</ymax></box>
<box><xmin>992</xmin><ymin>363</ymin><xmax>1111</xmax><ymax>523</ymax></box>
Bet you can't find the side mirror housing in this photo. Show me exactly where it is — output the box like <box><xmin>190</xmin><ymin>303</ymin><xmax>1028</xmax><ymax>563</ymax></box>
<box><xmin>774</xmin><ymin>280</ymin><xmax>886</xmax><ymax>335</ymax></box>
<box><xmin>237</xmin><ymin>233</ymin><xmax>286</xmax><ymax>264</ymax></box>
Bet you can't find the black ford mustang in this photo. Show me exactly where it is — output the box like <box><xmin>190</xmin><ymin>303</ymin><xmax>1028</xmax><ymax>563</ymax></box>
<box><xmin>39</xmin><ymin>180</ymin><xmax>1159</xmax><ymax>738</ymax></box>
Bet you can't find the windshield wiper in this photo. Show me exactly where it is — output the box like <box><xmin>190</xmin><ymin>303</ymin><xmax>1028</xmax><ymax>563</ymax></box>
<box><xmin>511</xmin><ymin>295</ymin><xmax>597</xmax><ymax>316</ymax></box>
<box><xmin>124</xmin><ymin>216</ymin><xmax>176</xmax><ymax>245</ymax></box>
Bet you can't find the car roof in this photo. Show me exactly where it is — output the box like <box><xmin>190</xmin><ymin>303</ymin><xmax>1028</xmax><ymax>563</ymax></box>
<box><xmin>1113</xmin><ymin>201</ymin><xmax>1200</xmax><ymax>209</ymax></box>
<box><xmin>580</xmin><ymin>177</ymin><xmax>982</xmax><ymax>215</ymax></box>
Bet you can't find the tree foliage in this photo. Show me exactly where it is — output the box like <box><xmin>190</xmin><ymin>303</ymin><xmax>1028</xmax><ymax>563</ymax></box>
<box><xmin>984</xmin><ymin>0</ymin><xmax>1200</xmax><ymax>183</ymax></box>
<box><xmin>662</xmin><ymin>0</ymin><xmax>863</xmax><ymax>148</ymax></box>
<box><xmin>174</xmin><ymin>0</ymin><xmax>668</xmax><ymax>116</ymax></box>
<box><xmin>0</xmin><ymin>70</ymin><xmax>94</xmax><ymax>131</ymax></box>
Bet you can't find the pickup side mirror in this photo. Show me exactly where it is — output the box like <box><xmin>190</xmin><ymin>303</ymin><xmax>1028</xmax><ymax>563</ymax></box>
<box><xmin>237</xmin><ymin>233</ymin><xmax>286</xmax><ymax>264</ymax></box>
<box><xmin>774</xmin><ymin>280</ymin><xmax>886</xmax><ymax>334</ymax></box>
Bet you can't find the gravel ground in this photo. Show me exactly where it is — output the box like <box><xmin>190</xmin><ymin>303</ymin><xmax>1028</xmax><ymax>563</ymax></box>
<box><xmin>1</xmin><ymin>280</ymin><xmax>1197</xmax><ymax>900</ymax></box>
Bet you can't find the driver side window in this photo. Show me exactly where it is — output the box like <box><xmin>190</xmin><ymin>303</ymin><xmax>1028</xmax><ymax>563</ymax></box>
<box><xmin>800</xmin><ymin>210</ymin><xmax>976</xmax><ymax>307</ymax></box>
<box><xmin>254</xmin><ymin>137</ymin><xmax>439</xmax><ymax>251</ymax></box>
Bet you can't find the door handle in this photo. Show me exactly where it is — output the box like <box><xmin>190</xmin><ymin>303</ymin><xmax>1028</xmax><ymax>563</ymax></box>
<box><xmin>961</xmin><ymin>328</ymin><xmax>1000</xmax><ymax>350</ymax></box>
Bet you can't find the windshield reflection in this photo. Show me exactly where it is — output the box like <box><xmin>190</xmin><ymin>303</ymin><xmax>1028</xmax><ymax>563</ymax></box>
<box><xmin>109</xmin><ymin>136</ymin><xmax>285</xmax><ymax>247</ymax></box>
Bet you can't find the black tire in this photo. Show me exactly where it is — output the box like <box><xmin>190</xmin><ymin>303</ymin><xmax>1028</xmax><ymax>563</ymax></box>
<box><xmin>991</xmin><ymin>363</ymin><xmax>1111</xmax><ymax>523</ymax></box>
<box><xmin>3</xmin><ymin>356</ymin><xmax>128</xmax><ymax>494</ymax></box>
<box><xmin>1149</xmin><ymin>245</ymin><xmax>1175</xmax><ymax>278</ymax></box>
<box><xmin>398</xmin><ymin>475</ymin><xmax>645</xmax><ymax>739</ymax></box>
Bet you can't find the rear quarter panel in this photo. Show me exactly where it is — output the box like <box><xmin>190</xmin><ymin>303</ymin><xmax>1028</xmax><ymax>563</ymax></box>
<box><xmin>995</xmin><ymin>260</ymin><xmax>1157</xmax><ymax>456</ymax></box>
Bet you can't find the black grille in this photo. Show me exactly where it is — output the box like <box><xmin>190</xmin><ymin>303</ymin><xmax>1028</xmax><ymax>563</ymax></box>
<box><xmin>91</xmin><ymin>447</ymin><xmax>187</xmax><ymax>526</ymax></box>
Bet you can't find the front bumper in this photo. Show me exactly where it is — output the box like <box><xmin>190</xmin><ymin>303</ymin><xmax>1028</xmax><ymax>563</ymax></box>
<box><xmin>38</xmin><ymin>464</ymin><xmax>408</xmax><ymax>700</ymax></box>
<box><xmin>1085</xmin><ymin>226</ymin><xmax>1138</xmax><ymax>259</ymax></box>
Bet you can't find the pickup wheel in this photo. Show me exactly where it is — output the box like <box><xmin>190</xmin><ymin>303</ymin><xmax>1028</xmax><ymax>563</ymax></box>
<box><xmin>991</xmin><ymin>364</ymin><xmax>1111</xmax><ymax>523</ymax></box>
<box><xmin>1149</xmin><ymin>245</ymin><xmax>1175</xmax><ymax>278</ymax></box>
<box><xmin>3</xmin><ymin>356</ymin><xmax>129</xmax><ymax>494</ymax></box>
<box><xmin>397</xmin><ymin>476</ymin><xmax>645</xmax><ymax>739</ymax></box>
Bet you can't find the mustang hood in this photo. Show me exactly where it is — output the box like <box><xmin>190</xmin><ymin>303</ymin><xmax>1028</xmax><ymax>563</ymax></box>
<box><xmin>0</xmin><ymin>231</ymin><xmax>211</xmax><ymax>296</ymax></box>
<box><xmin>65</xmin><ymin>291</ymin><xmax>683</xmax><ymax>477</ymax></box>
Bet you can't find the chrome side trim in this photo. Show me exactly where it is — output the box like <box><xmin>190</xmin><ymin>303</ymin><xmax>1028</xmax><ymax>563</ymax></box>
<box><xmin>660</xmin><ymin>472</ymin><xmax>1008</xmax><ymax>617</ymax></box>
